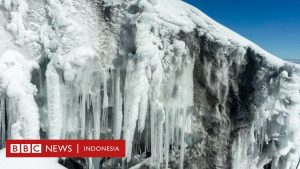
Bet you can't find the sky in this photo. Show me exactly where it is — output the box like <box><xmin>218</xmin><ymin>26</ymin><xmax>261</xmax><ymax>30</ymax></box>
<box><xmin>183</xmin><ymin>0</ymin><xmax>300</xmax><ymax>59</ymax></box>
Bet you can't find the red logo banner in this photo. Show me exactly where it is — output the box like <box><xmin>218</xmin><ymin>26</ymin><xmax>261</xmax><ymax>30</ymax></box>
<box><xmin>6</xmin><ymin>140</ymin><xmax>125</xmax><ymax>158</ymax></box>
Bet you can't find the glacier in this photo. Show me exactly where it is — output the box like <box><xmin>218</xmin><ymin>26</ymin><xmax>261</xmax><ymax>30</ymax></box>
<box><xmin>0</xmin><ymin>0</ymin><xmax>299</xmax><ymax>169</ymax></box>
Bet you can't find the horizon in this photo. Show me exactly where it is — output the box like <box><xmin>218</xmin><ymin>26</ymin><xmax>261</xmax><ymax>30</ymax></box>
<box><xmin>184</xmin><ymin>0</ymin><xmax>300</xmax><ymax>60</ymax></box>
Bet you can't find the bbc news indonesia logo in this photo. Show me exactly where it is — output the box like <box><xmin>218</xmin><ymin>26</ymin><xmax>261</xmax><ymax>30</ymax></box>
<box><xmin>10</xmin><ymin>144</ymin><xmax>42</xmax><ymax>153</ymax></box>
<box><xmin>6</xmin><ymin>140</ymin><xmax>125</xmax><ymax>157</ymax></box>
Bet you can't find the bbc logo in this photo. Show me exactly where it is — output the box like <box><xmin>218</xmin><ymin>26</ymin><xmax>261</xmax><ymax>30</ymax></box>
<box><xmin>10</xmin><ymin>144</ymin><xmax>42</xmax><ymax>153</ymax></box>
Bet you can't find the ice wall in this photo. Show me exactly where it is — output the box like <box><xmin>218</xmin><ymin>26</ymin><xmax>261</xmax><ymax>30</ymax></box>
<box><xmin>1</xmin><ymin>0</ymin><xmax>195</xmax><ymax>168</ymax></box>
<box><xmin>41</xmin><ymin>0</ymin><xmax>195</xmax><ymax>168</ymax></box>
<box><xmin>0</xmin><ymin>0</ymin><xmax>299</xmax><ymax>169</ymax></box>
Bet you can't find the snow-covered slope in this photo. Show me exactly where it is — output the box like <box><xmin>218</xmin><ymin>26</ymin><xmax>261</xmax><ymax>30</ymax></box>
<box><xmin>0</xmin><ymin>0</ymin><xmax>299</xmax><ymax>169</ymax></box>
<box><xmin>156</xmin><ymin>0</ymin><xmax>289</xmax><ymax>66</ymax></box>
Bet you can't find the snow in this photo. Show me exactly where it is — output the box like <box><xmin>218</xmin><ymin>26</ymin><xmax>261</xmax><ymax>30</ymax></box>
<box><xmin>0</xmin><ymin>149</ymin><xmax>66</xmax><ymax>169</ymax></box>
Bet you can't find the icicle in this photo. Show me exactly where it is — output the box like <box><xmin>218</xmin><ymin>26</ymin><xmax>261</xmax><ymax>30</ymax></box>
<box><xmin>123</xmin><ymin>59</ymin><xmax>149</xmax><ymax>161</ymax></box>
<box><xmin>92</xmin><ymin>93</ymin><xmax>101</xmax><ymax>139</ymax></box>
<box><xmin>138</xmin><ymin>91</ymin><xmax>148</xmax><ymax>132</ymax></box>
<box><xmin>63</xmin><ymin>83</ymin><xmax>79</xmax><ymax>139</ymax></box>
<box><xmin>0</xmin><ymin>97</ymin><xmax>5</xmax><ymax>146</ymax></box>
<box><xmin>157</xmin><ymin>107</ymin><xmax>165</xmax><ymax>168</ymax></box>
<box><xmin>113</xmin><ymin>69</ymin><xmax>123</xmax><ymax>139</ymax></box>
<box><xmin>179</xmin><ymin>109</ymin><xmax>186</xmax><ymax>169</ymax></box>
<box><xmin>170</xmin><ymin>108</ymin><xmax>175</xmax><ymax>145</ymax></box>
<box><xmin>101</xmin><ymin>72</ymin><xmax>109</xmax><ymax>137</ymax></box>
<box><xmin>80</xmin><ymin>92</ymin><xmax>86</xmax><ymax>139</ymax></box>
<box><xmin>103</xmin><ymin>72</ymin><xmax>109</xmax><ymax>109</ymax></box>
<box><xmin>38</xmin><ymin>66</ymin><xmax>44</xmax><ymax>95</ymax></box>
<box><xmin>6</xmin><ymin>98</ymin><xmax>12</xmax><ymax>139</ymax></box>
<box><xmin>60</xmin><ymin>89</ymin><xmax>67</xmax><ymax>140</ymax></box>
<box><xmin>46</xmin><ymin>62</ymin><xmax>63</xmax><ymax>139</ymax></box>
<box><xmin>150</xmin><ymin>102</ymin><xmax>156</xmax><ymax>165</ymax></box>
<box><xmin>164</xmin><ymin>109</ymin><xmax>170</xmax><ymax>169</ymax></box>
<box><xmin>174</xmin><ymin>109</ymin><xmax>180</xmax><ymax>148</ymax></box>
<box><xmin>150</xmin><ymin>101</ymin><xmax>165</xmax><ymax>167</ymax></box>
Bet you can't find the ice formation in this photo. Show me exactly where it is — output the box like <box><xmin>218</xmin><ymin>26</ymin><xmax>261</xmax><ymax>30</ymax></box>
<box><xmin>0</xmin><ymin>50</ymin><xmax>39</xmax><ymax>140</ymax></box>
<box><xmin>231</xmin><ymin>67</ymin><xmax>300</xmax><ymax>169</ymax></box>
<box><xmin>0</xmin><ymin>0</ymin><xmax>299</xmax><ymax>169</ymax></box>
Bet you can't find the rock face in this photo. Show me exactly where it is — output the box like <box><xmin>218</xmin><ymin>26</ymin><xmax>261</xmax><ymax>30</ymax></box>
<box><xmin>183</xmin><ymin>31</ymin><xmax>300</xmax><ymax>169</ymax></box>
<box><xmin>0</xmin><ymin>0</ymin><xmax>300</xmax><ymax>169</ymax></box>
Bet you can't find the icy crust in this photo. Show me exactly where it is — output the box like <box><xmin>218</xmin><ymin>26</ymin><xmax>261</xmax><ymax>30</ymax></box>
<box><xmin>0</xmin><ymin>50</ymin><xmax>39</xmax><ymax>139</ymax></box>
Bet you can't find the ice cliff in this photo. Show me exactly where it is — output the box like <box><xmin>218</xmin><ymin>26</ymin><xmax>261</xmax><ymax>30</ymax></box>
<box><xmin>0</xmin><ymin>0</ymin><xmax>299</xmax><ymax>169</ymax></box>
